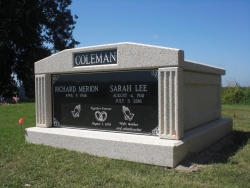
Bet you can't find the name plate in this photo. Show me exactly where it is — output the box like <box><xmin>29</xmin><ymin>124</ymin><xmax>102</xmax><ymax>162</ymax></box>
<box><xmin>73</xmin><ymin>49</ymin><xmax>117</xmax><ymax>67</ymax></box>
<box><xmin>52</xmin><ymin>70</ymin><xmax>158</xmax><ymax>135</ymax></box>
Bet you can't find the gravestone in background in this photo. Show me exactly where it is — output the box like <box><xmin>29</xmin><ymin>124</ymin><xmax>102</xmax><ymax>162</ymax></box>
<box><xmin>18</xmin><ymin>87</ymin><xmax>25</xmax><ymax>99</ymax></box>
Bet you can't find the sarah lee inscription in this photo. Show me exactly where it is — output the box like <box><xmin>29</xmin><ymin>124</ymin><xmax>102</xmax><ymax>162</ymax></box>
<box><xmin>52</xmin><ymin>70</ymin><xmax>158</xmax><ymax>135</ymax></box>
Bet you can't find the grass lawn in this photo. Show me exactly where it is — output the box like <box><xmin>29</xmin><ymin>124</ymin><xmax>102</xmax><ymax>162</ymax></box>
<box><xmin>0</xmin><ymin>102</ymin><xmax>250</xmax><ymax>187</ymax></box>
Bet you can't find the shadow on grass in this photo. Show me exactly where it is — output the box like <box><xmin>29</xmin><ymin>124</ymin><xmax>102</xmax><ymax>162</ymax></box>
<box><xmin>206</xmin><ymin>130</ymin><xmax>250</xmax><ymax>164</ymax></box>
<box><xmin>177</xmin><ymin>130</ymin><xmax>250</xmax><ymax>170</ymax></box>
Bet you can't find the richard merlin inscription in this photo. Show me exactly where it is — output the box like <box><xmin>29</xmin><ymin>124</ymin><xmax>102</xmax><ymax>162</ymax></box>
<box><xmin>52</xmin><ymin>70</ymin><xmax>158</xmax><ymax>135</ymax></box>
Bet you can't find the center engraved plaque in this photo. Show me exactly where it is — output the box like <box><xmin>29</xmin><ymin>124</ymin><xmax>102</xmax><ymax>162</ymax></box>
<box><xmin>52</xmin><ymin>70</ymin><xmax>158</xmax><ymax>135</ymax></box>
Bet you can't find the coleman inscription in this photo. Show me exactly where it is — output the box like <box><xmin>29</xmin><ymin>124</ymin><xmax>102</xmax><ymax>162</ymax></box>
<box><xmin>73</xmin><ymin>49</ymin><xmax>117</xmax><ymax>67</ymax></box>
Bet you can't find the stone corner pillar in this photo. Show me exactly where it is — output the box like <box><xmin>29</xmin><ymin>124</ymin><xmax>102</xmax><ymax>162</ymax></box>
<box><xmin>158</xmin><ymin>67</ymin><xmax>184</xmax><ymax>140</ymax></box>
<box><xmin>35</xmin><ymin>74</ymin><xmax>52</xmax><ymax>127</ymax></box>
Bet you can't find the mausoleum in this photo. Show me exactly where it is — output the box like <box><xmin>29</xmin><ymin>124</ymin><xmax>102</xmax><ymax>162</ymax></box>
<box><xmin>26</xmin><ymin>42</ymin><xmax>232</xmax><ymax>167</ymax></box>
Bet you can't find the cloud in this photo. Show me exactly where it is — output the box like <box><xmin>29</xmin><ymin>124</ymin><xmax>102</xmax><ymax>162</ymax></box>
<box><xmin>153</xmin><ymin>35</ymin><xmax>159</xmax><ymax>39</ymax></box>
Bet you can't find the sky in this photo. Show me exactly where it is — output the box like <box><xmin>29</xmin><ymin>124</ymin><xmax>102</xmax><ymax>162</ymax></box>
<box><xmin>69</xmin><ymin>0</ymin><xmax>250</xmax><ymax>86</ymax></box>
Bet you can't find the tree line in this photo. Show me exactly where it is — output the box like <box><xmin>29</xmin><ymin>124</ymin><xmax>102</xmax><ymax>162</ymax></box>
<box><xmin>0</xmin><ymin>0</ymin><xmax>80</xmax><ymax>96</ymax></box>
<box><xmin>222</xmin><ymin>85</ymin><xmax>250</xmax><ymax>105</ymax></box>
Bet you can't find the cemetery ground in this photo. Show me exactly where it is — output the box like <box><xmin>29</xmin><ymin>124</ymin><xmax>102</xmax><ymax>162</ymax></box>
<box><xmin>0</xmin><ymin>102</ymin><xmax>249</xmax><ymax>187</ymax></box>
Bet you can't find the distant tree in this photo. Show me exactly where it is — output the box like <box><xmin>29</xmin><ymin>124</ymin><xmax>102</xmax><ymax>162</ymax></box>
<box><xmin>0</xmin><ymin>0</ymin><xmax>80</xmax><ymax>96</ymax></box>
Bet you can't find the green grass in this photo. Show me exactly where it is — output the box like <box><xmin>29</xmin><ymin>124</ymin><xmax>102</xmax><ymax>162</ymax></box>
<box><xmin>0</xmin><ymin>103</ymin><xmax>250</xmax><ymax>187</ymax></box>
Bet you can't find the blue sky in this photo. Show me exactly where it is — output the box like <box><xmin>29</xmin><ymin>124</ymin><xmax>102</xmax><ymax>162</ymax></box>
<box><xmin>69</xmin><ymin>0</ymin><xmax>250</xmax><ymax>86</ymax></box>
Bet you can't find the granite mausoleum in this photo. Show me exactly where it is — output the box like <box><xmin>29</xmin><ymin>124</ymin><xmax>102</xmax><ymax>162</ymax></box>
<box><xmin>25</xmin><ymin>42</ymin><xmax>232</xmax><ymax>167</ymax></box>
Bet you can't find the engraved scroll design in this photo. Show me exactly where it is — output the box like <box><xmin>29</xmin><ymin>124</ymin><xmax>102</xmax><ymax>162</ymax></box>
<box><xmin>53</xmin><ymin>118</ymin><xmax>61</xmax><ymax>127</ymax></box>
<box><xmin>151</xmin><ymin>126</ymin><xmax>159</xmax><ymax>135</ymax></box>
<box><xmin>52</xmin><ymin>75</ymin><xmax>60</xmax><ymax>84</ymax></box>
<box><xmin>150</xmin><ymin>70</ymin><xmax>158</xmax><ymax>79</ymax></box>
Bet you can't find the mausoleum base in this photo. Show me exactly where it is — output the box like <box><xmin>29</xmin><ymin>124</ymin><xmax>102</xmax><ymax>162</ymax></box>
<box><xmin>25</xmin><ymin>118</ymin><xmax>232</xmax><ymax>168</ymax></box>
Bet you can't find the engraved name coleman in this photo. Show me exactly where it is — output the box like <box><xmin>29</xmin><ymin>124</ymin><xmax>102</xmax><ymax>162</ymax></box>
<box><xmin>74</xmin><ymin>49</ymin><xmax>117</xmax><ymax>66</ymax></box>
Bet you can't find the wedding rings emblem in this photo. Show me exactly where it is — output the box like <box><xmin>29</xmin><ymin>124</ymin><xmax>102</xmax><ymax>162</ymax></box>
<box><xmin>95</xmin><ymin>111</ymin><xmax>107</xmax><ymax>122</ymax></box>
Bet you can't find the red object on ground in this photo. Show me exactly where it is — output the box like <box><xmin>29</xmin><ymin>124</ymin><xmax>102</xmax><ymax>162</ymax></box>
<box><xmin>13</xmin><ymin>96</ymin><xmax>19</xmax><ymax>103</ymax></box>
<box><xmin>19</xmin><ymin>117</ymin><xmax>25</xmax><ymax>124</ymax></box>
<box><xmin>234</xmin><ymin>113</ymin><xmax>236</xmax><ymax>118</ymax></box>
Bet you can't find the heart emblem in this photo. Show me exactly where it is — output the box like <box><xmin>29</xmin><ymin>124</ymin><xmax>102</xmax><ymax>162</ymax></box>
<box><xmin>95</xmin><ymin>111</ymin><xmax>107</xmax><ymax>122</ymax></box>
